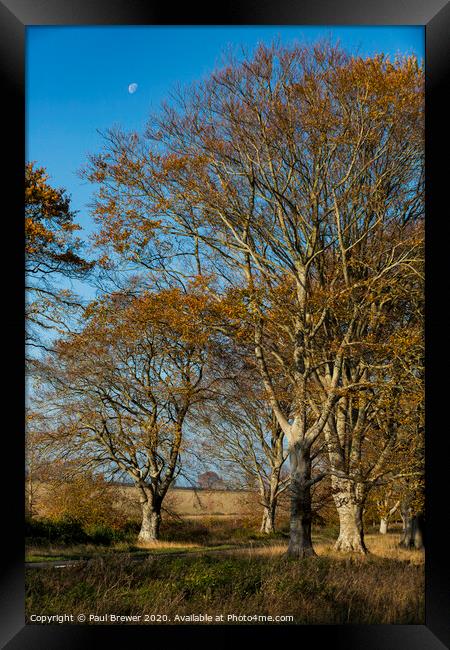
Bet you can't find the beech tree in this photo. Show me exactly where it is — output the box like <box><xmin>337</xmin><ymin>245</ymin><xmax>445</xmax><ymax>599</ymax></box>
<box><xmin>373</xmin><ymin>486</ymin><xmax>400</xmax><ymax>535</ymax></box>
<box><xmin>25</xmin><ymin>413</ymin><xmax>52</xmax><ymax>518</ymax></box>
<box><xmin>198</xmin><ymin>389</ymin><xmax>289</xmax><ymax>534</ymax></box>
<box><xmin>82</xmin><ymin>42</ymin><xmax>424</xmax><ymax>556</ymax></box>
<box><xmin>397</xmin><ymin>401</ymin><xmax>424</xmax><ymax>550</ymax></box>
<box><xmin>37</xmin><ymin>283</ymin><xmax>219</xmax><ymax>542</ymax></box>
<box><xmin>25</xmin><ymin>162</ymin><xmax>93</xmax><ymax>354</ymax></box>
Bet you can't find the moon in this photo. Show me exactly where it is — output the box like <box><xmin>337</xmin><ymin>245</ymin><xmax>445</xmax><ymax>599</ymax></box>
<box><xmin>128</xmin><ymin>83</ymin><xmax>138</xmax><ymax>94</ymax></box>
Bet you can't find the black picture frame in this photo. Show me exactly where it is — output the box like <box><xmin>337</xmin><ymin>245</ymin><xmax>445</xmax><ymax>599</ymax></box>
<box><xmin>2</xmin><ymin>1</ymin><xmax>449</xmax><ymax>647</ymax></box>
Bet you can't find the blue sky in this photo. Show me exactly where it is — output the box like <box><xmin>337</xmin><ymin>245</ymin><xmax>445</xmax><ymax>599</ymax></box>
<box><xmin>26</xmin><ymin>25</ymin><xmax>424</xmax><ymax>274</ymax></box>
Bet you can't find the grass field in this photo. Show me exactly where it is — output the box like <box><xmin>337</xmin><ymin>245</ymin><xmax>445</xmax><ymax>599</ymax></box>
<box><xmin>26</xmin><ymin>529</ymin><xmax>424</xmax><ymax>625</ymax></box>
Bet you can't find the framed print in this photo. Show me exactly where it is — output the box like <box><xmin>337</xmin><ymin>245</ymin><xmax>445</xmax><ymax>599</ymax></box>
<box><xmin>1</xmin><ymin>0</ymin><xmax>449</xmax><ymax>648</ymax></box>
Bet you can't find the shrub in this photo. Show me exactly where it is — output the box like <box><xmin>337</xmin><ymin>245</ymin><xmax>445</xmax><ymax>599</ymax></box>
<box><xmin>160</xmin><ymin>518</ymin><xmax>210</xmax><ymax>543</ymax></box>
<box><xmin>83</xmin><ymin>523</ymin><xmax>115</xmax><ymax>546</ymax></box>
<box><xmin>25</xmin><ymin>516</ymin><xmax>140</xmax><ymax>547</ymax></box>
<box><xmin>33</xmin><ymin>464</ymin><xmax>131</xmax><ymax>530</ymax></box>
<box><xmin>25</xmin><ymin>516</ymin><xmax>89</xmax><ymax>545</ymax></box>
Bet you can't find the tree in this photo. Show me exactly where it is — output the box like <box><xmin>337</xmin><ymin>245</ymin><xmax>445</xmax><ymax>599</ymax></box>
<box><xmin>197</xmin><ymin>471</ymin><xmax>226</xmax><ymax>490</ymax></box>
<box><xmin>25</xmin><ymin>412</ymin><xmax>53</xmax><ymax>518</ymax></box>
<box><xmin>374</xmin><ymin>488</ymin><xmax>400</xmax><ymax>535</ymax></box>
<box><xmin>397</xmin><ymin>406</ymin><xmax>424</xmax><ymax>550</ymax></box>
<box><xmin>82</xmin><ymin>42</ymin><xmax>424</xmax><ymax>557</ymax></box>
<box><xmin>36</xmin><ymin>282</ymin><xmax>219</xmax><ymax>542</ymax></box>
<box><xmin>25</xmin><ymin>162</ymin><xmax>93</xmax><ymax>355</ymax></box>
<box><xmin>198</xmin><ymin>388</ymin><xmax>289</xmax><ymax>534</ymax></box>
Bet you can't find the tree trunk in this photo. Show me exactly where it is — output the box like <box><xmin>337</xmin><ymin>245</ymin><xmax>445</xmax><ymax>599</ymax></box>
<box><xmin>138</xmin><ymin>499</ymin><xmax>161</xmax><ymax>543</ymax></box>
<box><xmin>379</xmin><ymin>517</ymin><xmax>388</xmax><ymax>534</ymax></box>
<box><xmin>412</xmin><ymin>515</ymin><xmax>425</xmax><ymax>550</ymax></box>
<box><xmin>287</xmin><ymin>443</ymin><xmax>315</xmax><ymax>558</ymax></box>
<box><xmin>26</xmin><ymin>478</ymin><xmax>34</xmax><ymax>519</ymax></box>
<box><xmin>379</xmin><ymin>499</ymin><xmax>399</xmax><ymax>535</ymax></box>
<box><xmin>400</xmin><ymin>511</ymin><xmax>424</xmax><ymax>550</ymax></box>
<box><xmin>332</xmin><ymin>479</ymin><xmax>367</xmax><ymax>553</ymax></box>
<box><xmin>260</xmin><ymin>502</ymin><xmax>276</xmax><ymax>534</ymax></box>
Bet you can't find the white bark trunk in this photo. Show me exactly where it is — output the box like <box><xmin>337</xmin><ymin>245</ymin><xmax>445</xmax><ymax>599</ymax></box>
<box><xmin>138</xmin><ymin>500</ymin><xmax>161</xmax><ymax>542</ymax></box>
<box><xmin>333</xmin><ymin>479</ymin><xmax>367</xmax><ymax>553</ymax></box>
<box><xmin>379</xmin><ymin>500</ymin><xmax>399</xmax><ymax>534</ymax></box>
<box><xmin>260</xmin><ymin>505</ymin><xmax>276</xmax><ymax>534</ymax></box>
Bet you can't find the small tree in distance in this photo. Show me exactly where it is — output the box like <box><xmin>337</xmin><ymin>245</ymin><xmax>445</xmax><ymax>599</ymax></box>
<box><xmin>197</xmin><ymin>471</ymin><xmax>226</xmax><ymax>490</ymax></box>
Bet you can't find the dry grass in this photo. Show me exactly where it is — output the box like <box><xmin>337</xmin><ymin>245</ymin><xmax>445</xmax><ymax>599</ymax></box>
<box><xmin>26</xmin><ymin>532</ymin><xmax>424</xmax><ymax>625</ymax></box>
<box><xmin>362</xmin><ymin>533</ymin><xmax>425</xmax><ymax>564</ymax></box>
<box><xmin>134</xmin><ymin>540</ymin><xmax>203</xmax><ymax>551</ymax></box>
<box><xmin>218</xmin><ymin>531</ymin><xmax>424</xmax><ymax>562</ymax></box>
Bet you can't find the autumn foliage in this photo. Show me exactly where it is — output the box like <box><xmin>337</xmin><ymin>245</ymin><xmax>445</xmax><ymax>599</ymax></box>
<box><xmin>30</xmin><ymin>41</ymin><xmax>424</xmax><ymax>553</ymax></box>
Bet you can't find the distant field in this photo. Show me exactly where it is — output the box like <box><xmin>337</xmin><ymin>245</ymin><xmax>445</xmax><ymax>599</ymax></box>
<box><xmin>26</xmin><ymin>480</ymin><xmax>267</xmax><ymax>519</ymax></box>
